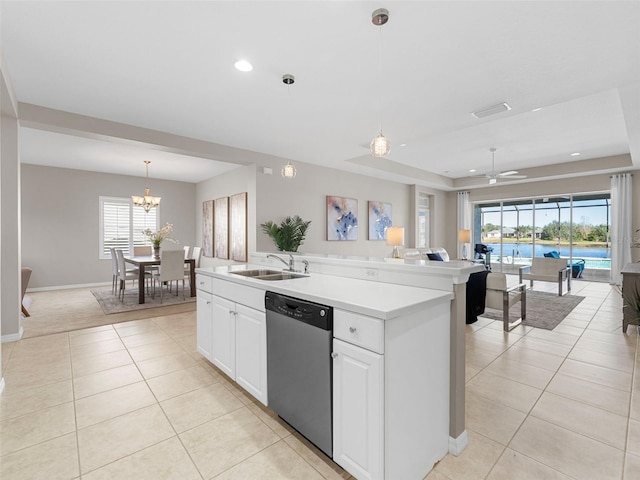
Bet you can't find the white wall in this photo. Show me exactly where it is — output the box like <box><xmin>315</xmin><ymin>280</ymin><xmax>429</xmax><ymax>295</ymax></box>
<box><xmin>21</xmin><ymin>164</ymin><xmax>196</xmax><ymax>288</ymax></box>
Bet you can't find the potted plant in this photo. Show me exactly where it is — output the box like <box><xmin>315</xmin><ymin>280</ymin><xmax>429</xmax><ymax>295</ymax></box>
<box><xmin>261</xmin><ymin>215</ymin><xmax>311</xmax><ymax>252</ymax></box>
<box><xmin>143</xmin><ymin>223</ymin><xmax>178</xmax><ymax>258</ymax></box>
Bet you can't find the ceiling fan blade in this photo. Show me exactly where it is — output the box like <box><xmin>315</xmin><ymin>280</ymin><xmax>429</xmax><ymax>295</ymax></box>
<box><xmin>498</xmin><ymin>170</ymin><xmax>519</xmax><ymax>176</ymax></box>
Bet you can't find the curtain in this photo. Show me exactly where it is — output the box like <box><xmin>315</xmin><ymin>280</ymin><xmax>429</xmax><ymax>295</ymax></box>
<box><xmin>610</xmin><ymin>174</ymin><xmax>633</xmax><ymax>285</ymax></box>
<box><xmin>457</xmin><ymin>191</ymin><xmax>471</xmax><ymax>259</ymax></box>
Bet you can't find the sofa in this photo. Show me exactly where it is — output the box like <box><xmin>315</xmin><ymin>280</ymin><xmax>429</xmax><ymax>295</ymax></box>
<box><xmin>398</xmin><ymin>247</ymin><xmax>450</xmax><ymax>262</ymax></box>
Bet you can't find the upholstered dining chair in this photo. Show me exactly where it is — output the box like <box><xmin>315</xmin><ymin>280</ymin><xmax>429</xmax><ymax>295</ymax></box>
<box><xmin>153</xmin><ymin>249</ymin><xmax>186</xmax><ymax>303</ymax></box>
<box><xmin>184</xmin><ymin>246</ymin><xmax>202</xmax><ymax>287</ymax></box>
<box><xmin>191</xmin><ymin>246</ymin><xmax>202</xmax><ymax>268</ymax></box>
<box><xmin>134</xmin><ymin>245</ymin><xmax>152</xmax><ymax>256</ymax></box>
<box><xmin>109</xmin><ymin>247</ymin><xmax>119</xmax><ymax>294</ymax></box>
<box><xmin>21</xmin><ymin>266</ymin><xmax>32</xmax><ymax>317</ymax></box>
<box><xmin>183</xmin><ymin>245</ymin><xmax>193</xmax><ymax>259</ymax></box>
<box><xmin>115</xmin><ymin>249</ymin><xmax>139</xmax><ymax>301</ymax></box>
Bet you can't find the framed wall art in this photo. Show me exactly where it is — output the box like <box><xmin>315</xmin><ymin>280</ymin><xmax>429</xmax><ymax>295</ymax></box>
<box><xmin>214</xmin><ymin>196</ymin><xmax>229</xmax><ymax>259</ymax></box>
<box><xmin>229</xmin><ymin>192</ymin><xmax>248</xmax><ymax>262</ymax></box>
<box><xmin>327</xmin><ymin>195</ymin><xmax>358</xmax><ymax>241</ymax></box>
<box><xmin>368</xmin><ymin>201</ymin><xmax>392</xmax><ymax>240</ymax></box>
<box><xmin>202</xmin><ymin>200</ymin><xmax>214</xmax><ymax>257</ymax></box>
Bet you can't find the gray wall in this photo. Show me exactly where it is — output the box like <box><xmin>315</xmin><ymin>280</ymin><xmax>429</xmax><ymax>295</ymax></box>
<box><xmin>21</xmin><ymin>164</ymin><xmax>196</xmax><ymax>288</ymax></box>
<box><xmin>1</xmin><ymin>61</ymin><xmax>21</xmax><ymax>339</ymax></box>
<box><xmin>195</xmin><ymin>164</ymin><xmax>256</xmax><ymax>268</ymax></box>
<box><xmin>254</xmin><ymin>159</ymin><xmax>414</xmax><ymax>257</ymax></box>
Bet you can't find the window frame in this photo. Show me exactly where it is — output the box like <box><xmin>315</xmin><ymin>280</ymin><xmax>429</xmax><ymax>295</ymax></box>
<box><xmin>99</xmin><ymin>196</ymin><xmax>159</xmax><ymax>260</ymax></box>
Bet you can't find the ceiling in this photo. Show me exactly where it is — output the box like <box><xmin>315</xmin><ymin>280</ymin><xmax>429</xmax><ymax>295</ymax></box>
<box><xmin>2</xmin><ymin>1</ymin><xmax>639</xmax><ymax>189</ymax></box>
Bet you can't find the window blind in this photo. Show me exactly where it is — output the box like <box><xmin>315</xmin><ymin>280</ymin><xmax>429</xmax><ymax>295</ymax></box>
<box><xmin>99</xmin><ymin>197</ymin><xmax>158</xmax><ymax>259</ymax></box>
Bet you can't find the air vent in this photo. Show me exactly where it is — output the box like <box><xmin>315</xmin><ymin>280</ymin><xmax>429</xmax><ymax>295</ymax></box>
<box><xmin>471</xmin><ymin>102</ymin><xmax>512</xmax><ymax>119</ymax></box>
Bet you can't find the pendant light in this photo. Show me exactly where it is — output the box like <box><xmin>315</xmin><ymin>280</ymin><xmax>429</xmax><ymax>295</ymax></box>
<box><xmin>281</xmin><ymin>73</ymin><xmax>297</xmax><ymax>179</ymax></box>
<box><xmin>370</xmin><ymin>8</ymin><xmax>390</xmax><ymax>157</ymax></box>
<box><xmin>131</xmin><ymin>160</ymin><xmax>161</xmax><ymax>213</ymax></box>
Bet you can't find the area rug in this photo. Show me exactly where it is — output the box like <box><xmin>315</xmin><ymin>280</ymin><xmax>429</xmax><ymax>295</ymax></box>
<box><xmin>92</xmin><ymin>286</ymin><xmax>196</xmax><ymax>315</ymax></box>
<box><xmin>480</xmin><ymin>290</ymin><xmax>584</xmax><ymax>330</ymax></box>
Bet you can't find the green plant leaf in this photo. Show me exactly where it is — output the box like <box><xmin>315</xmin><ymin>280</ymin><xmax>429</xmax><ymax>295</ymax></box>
<box><xmin>260</xmin><ymin>215</ymin><xmax>311</xmax><ymax>252</ymax></box>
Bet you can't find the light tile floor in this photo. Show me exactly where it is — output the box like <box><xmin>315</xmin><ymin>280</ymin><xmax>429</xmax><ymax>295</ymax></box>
<box><xmin>1</xmin><ymin>280</ymin><xmax>638</xmax><ymax>479</ymax></box>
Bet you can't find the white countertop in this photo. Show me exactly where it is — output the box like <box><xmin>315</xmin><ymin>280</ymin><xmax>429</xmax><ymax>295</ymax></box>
<box><xmin>196</xmin><ymin>264</ymin><xmax>454</xmax><ymax>320</ymax></box>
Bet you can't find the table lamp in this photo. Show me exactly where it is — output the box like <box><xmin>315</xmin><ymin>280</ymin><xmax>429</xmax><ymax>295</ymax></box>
<box><xmin>386</xmin><ymin>227</ymin><xmax>405</xmax><ymax>258</ymax></box>
<box><xmin>458</xmin><ymin>229</ymin><xmax>471</xmax><ymax>260</ymax></box>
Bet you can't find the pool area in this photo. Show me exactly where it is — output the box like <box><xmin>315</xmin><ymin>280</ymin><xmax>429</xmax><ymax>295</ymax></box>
<box><xmin>491</xmin><ymin>256</ymin><xmax>611</xmax><ymax>270</ymax></box>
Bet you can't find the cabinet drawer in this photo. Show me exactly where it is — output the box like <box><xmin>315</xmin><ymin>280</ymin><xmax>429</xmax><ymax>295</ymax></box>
<box><xmin>334</xmin><ymin>309</ymin><xmax>384</xmax><ymax>354</ymax></box>
<box><xmin>196</xmin><ymin>274</ymin><xmax>213</xmax><ymax>293</ymax></box>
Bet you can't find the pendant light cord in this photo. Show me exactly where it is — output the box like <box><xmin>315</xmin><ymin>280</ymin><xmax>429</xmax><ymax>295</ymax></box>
<box><xmin>378</xmin><ymin>24</ymin><xmax>383</xmax><ymax>134</ymax></box>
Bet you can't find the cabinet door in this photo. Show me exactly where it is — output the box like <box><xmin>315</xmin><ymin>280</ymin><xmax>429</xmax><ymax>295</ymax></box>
<box><xmin>333</xmin><ymin>338</ymin><xmax>384</xmax><ymax>480</ymax></box>
<box><xmin>211</xmin><ymin>295</ymin><xmax>236</xmax><ymax>378</ymax></box>
<box><xmin>235</xmin><ymin>304</ymin><xmax>268</xmax><ymax>405</ymax></box>
<box><xmin>196</xmin><ymin>289</ymin><xmax>213</xmax><ymax>361</ymax></box>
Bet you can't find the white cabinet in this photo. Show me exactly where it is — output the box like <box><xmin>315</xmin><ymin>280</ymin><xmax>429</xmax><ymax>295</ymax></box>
<box><xmin>196</xmin><ymin>289</ymin><xmax>213</xmax><ymax>361</ymax></box>
<box><xmin>235</xmin><ymin>304</ymin><xmax>268</xmax><ymax>405</ymax></box>
<box><xmin>196</xmin><ymin>275</ymin><xmax>268</xmax><ymax>405</ymax></box>
<box><xmin>211</xmin><ymin>295</ymin><xmax>236</xmax><ymax>379</ymax></box>
<box><xmin>333</xmin><ymin>305</ymin><xmax>450</xmax><ymax>480</ymax></box>
<box><xmin>333</xmin><ymin>338</ymin><xmax>384</xmax><ymax>480</ymax></box>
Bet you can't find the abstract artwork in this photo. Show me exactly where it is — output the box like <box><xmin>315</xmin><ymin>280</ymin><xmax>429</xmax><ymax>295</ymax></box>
<box><xmin>229</xmin><ymin>192</ymin><xmax>247</xmax><ymax>262</ymax></box>
<box><xmin>327</xmin><ymin>196</ymin><xmax>358</xmax><ymax>241</ymax></box>
<box><xmin>214</xmin><ymin>196</ymin><xmax>229</xmax><ymax>259</ymax></box>
<box><xmin>202</xmin><ymin>200</ymin><xmax>214</xmax><ymax>257</ymax></box>
<box><xmin>368</xmin><ymin>201</ymin><xmax>392</xmax><ymax>240</ymax></box>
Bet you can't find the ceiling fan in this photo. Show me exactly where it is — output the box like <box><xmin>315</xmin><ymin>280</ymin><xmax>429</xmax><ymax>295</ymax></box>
<box><xmin>477</xmin><ymin>147</ymin><xmax>527</xmax><ymax>184</ymax></box>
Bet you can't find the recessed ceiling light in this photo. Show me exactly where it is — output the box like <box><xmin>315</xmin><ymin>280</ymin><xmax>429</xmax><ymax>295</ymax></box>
<box><xmin>469</xmin><ymin>169</ymin><xmax>477</xmax><ymax>173</ymax></box>
<box><xmin>234</xmin><ymin>60</ymin><xmax>253</xmax><ymax>72</ymax></box>
<box><xmin>570</xmin><ymin>152</ymin><xmax>581</xmax><ymax>156</ymax></box>
<box><xmin>400</xmin><ymin>143</ymin><xmax>407</xmax><ymax>147</ymax></box>
<box><xmin>532</xmin><ymin>107</ymin><xmax>543</xmax><ymax>112</ymax></box>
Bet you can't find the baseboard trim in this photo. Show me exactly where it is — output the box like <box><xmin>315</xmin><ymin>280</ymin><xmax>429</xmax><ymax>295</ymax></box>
<box><xmin>448</xmin><ymin>430</ymin><xmax>468</xmax><ymax>456</ymax></box>
<box><xmin>27</xmin><ymin>281</ymin><xmax>111</xmax><ymax>293</ymax></box>
<box><xmin>2</xmin><ymin>325</ymin><xmax>24</xmax><ymax>343</ymax></box>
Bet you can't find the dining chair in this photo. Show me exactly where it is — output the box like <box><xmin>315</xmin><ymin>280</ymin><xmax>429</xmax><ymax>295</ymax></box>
<box><xmin>184</xmin><ymin>246</ymin><xmax>202</xmax><ymax>287</ymax></box>
<box><xmin>153</xmin><ymin>249</ymin><xmax>186</xmax><ymax>303</ymax></box>
<box><xmin>115</xmin><ymin>249</ymin><xmax>139</xmax><ymax>301</ymax></box>
<box><xmin>134</xmin><ymin>245</ymin><xmax>152</xmax><ymax>256</ymax></box>
<box><xmin>183</xmin><ymin>245</ymin><xmax>193</xmax><ymax>259</ymax></box>
<box><xmin>109</xmin><ymin>247</ymin><xmax>119</xmax><ymax>294</ymax></box>
<box><xmin>192</xmin><ymin>246</ymin><xmax>202</xmax><ymax>268</ymax></box>
<box><xmin>134</xmin><ymin>245</ymin><xmax>157</xmax><ymax>288</ymax></box>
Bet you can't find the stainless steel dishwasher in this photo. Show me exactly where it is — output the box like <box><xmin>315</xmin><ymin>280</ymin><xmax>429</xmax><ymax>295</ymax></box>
<box><xmin>265</xmin><ymin>291</ymin><xmax>333</xmax><ymax>457</ymax></box>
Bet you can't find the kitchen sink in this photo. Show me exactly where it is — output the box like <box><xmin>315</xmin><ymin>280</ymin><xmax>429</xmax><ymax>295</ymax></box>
<box><xmin>230</xmin><ymin>269</ymin><xmax>281</xmax><ymax>277</ymax></box>
<box><xmin>229</xmin><ymin>269</ymin><xmax>307</xmax><ymax>281</ymax></box>
<box><xmin>256</xmin><ymin>272</ymin><xmax>307</xmax><ymax>281</ymax></box>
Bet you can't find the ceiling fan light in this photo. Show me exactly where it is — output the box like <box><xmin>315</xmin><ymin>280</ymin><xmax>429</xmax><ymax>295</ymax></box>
<box><xmin>370</xmin><ymin>133</ymin><xmax>391</xmax><ymax>157</ymax></box>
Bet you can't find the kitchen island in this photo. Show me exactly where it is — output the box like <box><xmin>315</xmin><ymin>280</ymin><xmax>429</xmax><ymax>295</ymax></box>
<box><xmin>195</xmin><ymin>262</ymin><xmax>455</xmax><ymax>480</ymax></box>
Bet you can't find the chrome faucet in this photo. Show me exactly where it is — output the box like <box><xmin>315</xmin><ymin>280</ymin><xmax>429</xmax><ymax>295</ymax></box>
<box><xmin>302</xmin><ymin>259</ymin><xmax>309</xmax><ymax>274</ymax></box>
<box><xmin>267</xmin><ymin>253</ymin><xmax>295</xmax><ymax>271</ymax></box>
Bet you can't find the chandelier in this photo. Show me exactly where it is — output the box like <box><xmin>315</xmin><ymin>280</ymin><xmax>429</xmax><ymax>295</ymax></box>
<box><xmin>132</xmin><ymin>160</ymin><xmax>161</xmax><ymax>213</ymax></box>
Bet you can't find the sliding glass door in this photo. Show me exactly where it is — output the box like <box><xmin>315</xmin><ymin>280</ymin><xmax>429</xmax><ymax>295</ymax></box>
<box><xmin>473</xmin><ymin>193</ymin><xmax>610</xmax><ymax>280</ymax></box>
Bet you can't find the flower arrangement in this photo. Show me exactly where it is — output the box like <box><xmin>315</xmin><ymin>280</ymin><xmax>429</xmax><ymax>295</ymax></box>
<box><xmin>143</xmin><ymin>223</ymin><xmax>179</xmax><ymax>247</ymax></box>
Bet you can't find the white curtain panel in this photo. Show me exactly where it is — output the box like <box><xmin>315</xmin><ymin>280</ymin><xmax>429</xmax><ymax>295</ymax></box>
<box><xmin>610</xmin><ymin>173</ymin><xmax>633</xmax><ymax>285</ymax></box>
<box><xmin>457</xmin><ymin>191</ymin><xmax>471</xmax><ymax>259</ymax></box>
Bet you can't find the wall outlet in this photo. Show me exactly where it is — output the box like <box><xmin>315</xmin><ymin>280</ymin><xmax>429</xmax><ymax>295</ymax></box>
<box><xmin>365</xmin><ymin>268</ymin><xmax>378</xmax><ymax>280</ymax></box>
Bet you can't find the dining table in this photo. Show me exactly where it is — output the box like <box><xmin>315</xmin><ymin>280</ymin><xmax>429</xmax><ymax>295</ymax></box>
<box><xmin>124</xmin><ymin>255</ymin><xmax>196</xmax><ymax>304</ymax></box>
